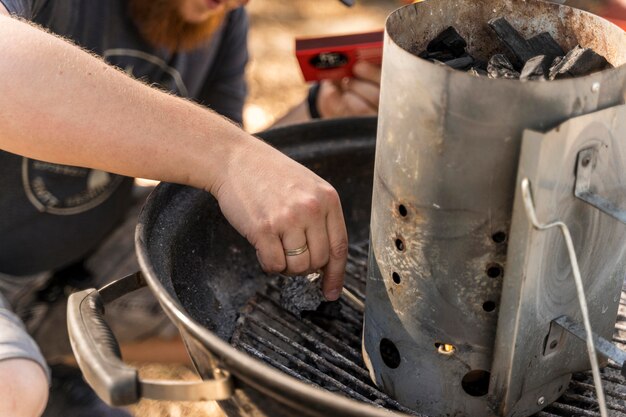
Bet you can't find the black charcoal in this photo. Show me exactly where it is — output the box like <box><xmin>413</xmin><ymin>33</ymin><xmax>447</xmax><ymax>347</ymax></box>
<box><xmin>520</xmin><ymin>55</ymin><xmax>553</xmax><ymax>81</ymax></box>
<box><xmin>279</xmin><ymin>274</ymin><xmax>325</xmax><ymax>315</ymax></box>
<box><xmin>488</xmin><ymin>54</ymin><xmax>520</xmax><ymax>79</ymax></box>
<box><xmin>549</xmin><ymin>45</ymin><xmax>611</xmax><ymax>79</ymax></box>
<box><xmin>417</xmin><ymin>19</ymin><xmax>610</xmax><ymax>81</ymax></box>
<box><xmin>418</xmin><ymin>50</ymin><xmax>456</xmax><ymax>62</ymax></box>
<box><xmin>427</xmin><ymin>26</ymin><xmax>468</xmax><ymax>57</ymax></box>
<box><xmin>528</xmin><ymin>32</ymin><xmax>565</xmax><ymax>59</ymax></box>
<box><xmin>311</xmin><ymin>301</ymin><xmax>343</xmax><ymax>319</ymax></box>
<box><xmin>488</xmin><ymin>17</ymin><xmax>535</xmax><ymax>65</ymax></box>
<box><xmin>443</xmin><ymin>55</ymin><xmax>475</xmax><ymax>70</ymax></box>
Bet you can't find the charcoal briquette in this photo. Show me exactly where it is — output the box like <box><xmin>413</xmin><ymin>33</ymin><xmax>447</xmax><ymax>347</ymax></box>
<box><xmin>520</xmin><ymin>55</ymin><xmax>552</xmax><ymax>81</ymax></box>
<box><xmin>549</xmin><ymin>45</ymin><xmax>611</xmax><ymax>80</ymax></box>
<box><xmin>426</xmin><ymin>26</ymin><xmax>468</xmax><ymax>57</ymax></box>
<box><xmin>443</xmin><ymin>55</ymin><xmax>475</xmax><ymax>70</ymax></box>
<box><xmin>487</xmin><ymin>54</ymin><xmax>520</xmax><ymax>79</ymax></box>
<box><xmin>418</xmin><ymin>50</ymin><xmax>456</xmax><ymax>62</ymax></box>
<box><xmin>528</xmin><ymin>32</ymin><xmax>565</xmax><ymax>59</ymax></box>
<box><xmin>488</xmin><ymin>17</ymin><xmax>535</xmax><ymax>66</ymax></box>
<box><xmin>279</xmin><ymin>275</ymin><xmax>325</xmax><ymax>315</ymax></box>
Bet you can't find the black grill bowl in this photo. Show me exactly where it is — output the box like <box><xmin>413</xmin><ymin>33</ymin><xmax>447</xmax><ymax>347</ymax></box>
<box><xmin>134</xmin><ymin>117</ymin><xmax>399</xmax><ymax>417</ymax></box>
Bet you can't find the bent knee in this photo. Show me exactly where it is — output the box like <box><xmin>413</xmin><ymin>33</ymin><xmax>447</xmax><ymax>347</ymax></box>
<box><xmin>0</xmin><ymin>358</ymin><xmax>49</xmax><ymax>417</ymax></box>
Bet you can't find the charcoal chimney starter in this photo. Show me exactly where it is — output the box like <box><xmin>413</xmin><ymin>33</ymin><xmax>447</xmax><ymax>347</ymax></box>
<box><xmin>362</xmin><ymin>1</ymin><xmax>626</xmax><ymax>416</ymax></box>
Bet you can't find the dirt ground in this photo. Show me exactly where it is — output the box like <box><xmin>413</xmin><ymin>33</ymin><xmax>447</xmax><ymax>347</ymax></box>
<box><xmin>129</xmin><ymin>1</ymin><xmax>396</xmax><ymax>416</ymax></box>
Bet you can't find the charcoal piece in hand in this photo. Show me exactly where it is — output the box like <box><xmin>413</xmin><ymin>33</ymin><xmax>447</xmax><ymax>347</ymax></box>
<box><xmin>488</xmin><ymin>17</ymin><xmax>535</xmax><ymax>66</ymax></box>
<box><xmin>427</xmin><ymin>26</ymin><xmax>467</xmax><ymax>57</ymax></box>
<box><xmin>528</xmin><ymin>32</ymin><xmax>565</xmax><ymax>59</ymax></box>
<box><xmin>279</xmin><ymin>274</ymin><xmax>325</xmax><ymax>316</ymax></box>
<box><xmin>520</xmin><ymin>55</ymin><xmax>553</xmax><ymax>81</ymax></box>
<box><xmin>549</xmin><ymin>45</ymin><xmax>611</xmax><ymax>80</ymax></box>
<box><xmin>487</xmin><ymin>54</ymin><xmax>520</xmax><ymax>79</ymax></box>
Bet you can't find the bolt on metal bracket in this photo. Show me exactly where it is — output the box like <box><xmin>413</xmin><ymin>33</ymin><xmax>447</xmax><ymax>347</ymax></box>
<box><xmin>522</xmin><ymin>178</ymin><xmax>608</xmax><ymax>417</ymax></box>
<box><xmin>575</xmin><ymin>147</ymin><xmax>626</xmax><ymax>225</ymax></box>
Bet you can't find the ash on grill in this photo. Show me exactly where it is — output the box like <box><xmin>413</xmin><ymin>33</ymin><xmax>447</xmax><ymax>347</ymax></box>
<box><xmin>230</xmin><ymin>242</ymin><xmax>626</xmax><ymax>416</ymax></box>
<box><xmin>277</xmin><ymin>274</ymin><xmax>326</xmax><ymax>316</ymax></box>
<box><xmin>419</xmin><ymin>18</ymin><xmax>612</xmax><ymax>80</ymax></box>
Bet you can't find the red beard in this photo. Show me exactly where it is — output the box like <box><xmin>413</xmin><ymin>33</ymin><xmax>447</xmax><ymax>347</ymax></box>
<box><xmin>128</xmin><ymin>0</ymin><xmax>227</xmax><ymax>52</ymax></box>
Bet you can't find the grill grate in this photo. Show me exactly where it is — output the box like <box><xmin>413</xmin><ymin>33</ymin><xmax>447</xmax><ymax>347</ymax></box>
<box><xmin>230</xmin><ymin>242</ymin><xmax>626</xmax><ymax>416</ymax></box>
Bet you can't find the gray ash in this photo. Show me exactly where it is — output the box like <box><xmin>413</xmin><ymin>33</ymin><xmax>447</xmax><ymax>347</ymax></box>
<box><xmin>419</xmin><ymin>19</ymin><xmax>612</xmax><ymax>80</ymax></box>
<box><xmin>278</xmin><ymin>274</ymin><xmax>326</xmax><ymax>315</ymax></box>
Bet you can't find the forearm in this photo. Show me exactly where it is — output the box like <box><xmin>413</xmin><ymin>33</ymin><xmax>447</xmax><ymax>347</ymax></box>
<box><xmin>0</xmin><ymin>14</ymin><xmax>249</xmax><ymax>192</ymax></box>
<box><xmin>272</xmin><ymin>100</ymin><xmax>311</xmax><ymax>128</ymax></box>
<box><xmin>0</xmin><ymin>13</ymin><xmax>349</xmax><ymax>300</ymax></box>
<box><xmin>271</xmin><ymin>68</ymin><xmax>380</xmax><ymax>128</ymax></box>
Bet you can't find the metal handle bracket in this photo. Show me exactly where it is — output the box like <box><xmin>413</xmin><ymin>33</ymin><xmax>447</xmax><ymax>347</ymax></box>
<box><xmin>575</xmin><ymin>147</ymin><xmax>626</xmax><ymax>225</ymax></box>
<box><xmin>552</xmin><ymin>315</ymin><xmax>626</xmax><ymax>378</ymax></box>
<box><xmin>67</xmin><ymin>271</ymin><xmax>233</xmax><ymax>406</ymax></box>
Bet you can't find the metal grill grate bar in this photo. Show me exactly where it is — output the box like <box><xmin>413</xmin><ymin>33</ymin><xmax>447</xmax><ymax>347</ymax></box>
<box><xmin>240</xmin><ymin>329</ymin><xmax>378</xmax><ymax>406</ymax></box>
<box><xmin>249</xmin><ymin>299</ymin><xmax>369</xmax><ymax>378</ymax></box>
<box><xmin>238</xmin><ymin>342</ymin><xmax>317</xmax><ymax>385</ymax></box>
<box><xmin>230</xmin><ymin>241</ymin><xmax>626</xmax><ymax>417</ymax></box>
<box><xmin>256</xmin><ymin>291</ymin><xmax>363</xmax><ymax>363</ymax></box>
<box><xmin>243</xmin><ymin>314</ymin><xmax>411</xmax><ymax>411</ymax></box>
<box><xmin>544</xmin><ymin>402</ymin><xmax>601</xmax><ymax>417</ymax></box>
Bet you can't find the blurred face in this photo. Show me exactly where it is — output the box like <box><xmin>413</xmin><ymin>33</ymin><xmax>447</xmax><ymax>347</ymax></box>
<box><xmin>129</xmin><ymin>0</ymin><xmax>249</xmax><ymax>52</ymax></box>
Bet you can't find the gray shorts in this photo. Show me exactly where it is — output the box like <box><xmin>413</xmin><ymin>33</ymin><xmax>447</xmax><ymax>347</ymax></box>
<box><xmin>0</xmin><ymin>186</ymin><xmax>178</xmax><ymax>380</ymax></box>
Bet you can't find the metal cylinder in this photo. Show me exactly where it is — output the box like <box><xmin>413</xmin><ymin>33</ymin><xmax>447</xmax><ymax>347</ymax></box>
<box><xmin>362</xmin><ymin>1</ymin><xmax>626</xmax><ymax>416</ymax></box>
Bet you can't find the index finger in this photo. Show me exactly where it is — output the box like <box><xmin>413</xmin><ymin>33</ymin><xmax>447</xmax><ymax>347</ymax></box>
<box><xmin>321</xmin><ymin>198</ymin><xmax>349</xmax><ymax>301</ymax></box>
<box><xmin>353</xmin><ymin>61</ymin><xmax>382</xmax><ymax>85</ymax></box>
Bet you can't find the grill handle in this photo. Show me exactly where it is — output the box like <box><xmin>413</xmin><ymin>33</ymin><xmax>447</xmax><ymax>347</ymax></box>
<box><xmin>67</xmin><ymin>271</ymin><xmax>234</xmax><ymax>406</ymax></box>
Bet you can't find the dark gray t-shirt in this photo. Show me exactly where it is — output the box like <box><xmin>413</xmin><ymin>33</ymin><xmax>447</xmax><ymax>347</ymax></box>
<box><xmin>0</xmin><ymin>0</ymin><xmax>248</xmax><ymax>275</ymax></box>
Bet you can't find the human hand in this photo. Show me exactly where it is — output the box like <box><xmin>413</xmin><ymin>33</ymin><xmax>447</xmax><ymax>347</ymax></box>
<box><xmin>210</xmin><ymin>138</ymin><xmax>348</xmax><ymax>300</ymax></box>
<box><xmin>317</xmin><ymin>61</ymin><xmax>381</xmax><ymax>118</ymax></box>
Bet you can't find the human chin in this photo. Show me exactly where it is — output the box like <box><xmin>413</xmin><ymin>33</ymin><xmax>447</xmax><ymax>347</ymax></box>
<box><xmin>179</xmin><ymin>0</ymin><xmax>226</xmax><ymax>24</ymax></box>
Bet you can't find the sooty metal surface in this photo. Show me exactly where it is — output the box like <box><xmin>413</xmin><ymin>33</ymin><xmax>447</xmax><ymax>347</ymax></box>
<box><xmin>231</xmin><ymin>241</ymin><xmax>626</xmax><ymax>416</ymax></box>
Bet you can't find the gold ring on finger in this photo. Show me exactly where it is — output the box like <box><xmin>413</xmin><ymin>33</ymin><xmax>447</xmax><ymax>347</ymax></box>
<box><xmin>284</xmin><ymin>243</ymin><xmax>308</xmax><ymax>257</ymax></box>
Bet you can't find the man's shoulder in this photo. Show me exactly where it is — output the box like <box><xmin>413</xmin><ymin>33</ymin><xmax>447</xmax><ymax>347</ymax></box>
<box><xmin>0</xmin><ymin>0</ymin><xmax>47</xmax><ymax>19</ymax></box>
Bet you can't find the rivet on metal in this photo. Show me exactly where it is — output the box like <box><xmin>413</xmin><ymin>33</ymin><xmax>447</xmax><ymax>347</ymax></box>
<box><xmin>591</xmin><ymin>82</ymin><xmax>601</xmax><ymax>93</ymax></box>
<box><xmin>537</xmin><ymin>396</ymin><xmax>546</xmax><ymax>406</ymax></box>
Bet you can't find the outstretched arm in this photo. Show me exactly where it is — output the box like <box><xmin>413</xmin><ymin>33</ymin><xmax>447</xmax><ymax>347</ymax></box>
<box><xmin>0</xmin><ymin>8</ymin><xmax>347</xmax><ymax>299</ymax></box>
<box><xmin>274</xmin><ymin>61</ymin><xmax>381</xmax><ymax>127</ymax></box>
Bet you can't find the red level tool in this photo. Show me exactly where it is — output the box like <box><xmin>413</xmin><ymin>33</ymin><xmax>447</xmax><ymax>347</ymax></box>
<box><xmin>295</xmin><ymin>30</ymin><xmax>383</xmax><ymax>81</ymax></box>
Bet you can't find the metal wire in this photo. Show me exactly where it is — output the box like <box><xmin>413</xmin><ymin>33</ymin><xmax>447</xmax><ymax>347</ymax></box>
<box><xmin>521</xmin><ymin>178</ymin><xmax>608</xmax><ymax>417</ymax></box>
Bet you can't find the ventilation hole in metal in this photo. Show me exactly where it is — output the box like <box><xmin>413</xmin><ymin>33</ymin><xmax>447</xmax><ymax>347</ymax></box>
<box><xmin>486</xmin><ymin>263</ymin><xmax>503</xmax><ymax>278</ymax></box>
<box><xmin>483</xmin><ymin>301</ymin><xmax>496</xmax><ymax>312</ymax></box>
<box><xmin>392</xmin><ymin>272</ymin><xmax>401</xmax><ymax>284</ymax></box>
<box><xmin>395</xmin><ymin>238</ymin><xmax>405</xmax><ymax>252</ymax></box>
<box><xmin>380</xmin><ymin>338</ymin><xmax>401</xmax><ymax>369</ymax></box>
<box><xmin>492</xmin><ymin>231</ymin><xmax>507</xmax><ymax>243</ymax></box>
<box><xmin>461</xmin><ymin>370</ymin><xmax>490</xmax><ymax>397</ymax></box>
<box><xmin>398</xmin><ymin>204</ymin><xmax>408</xmax><ymax>217</ymax></box>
